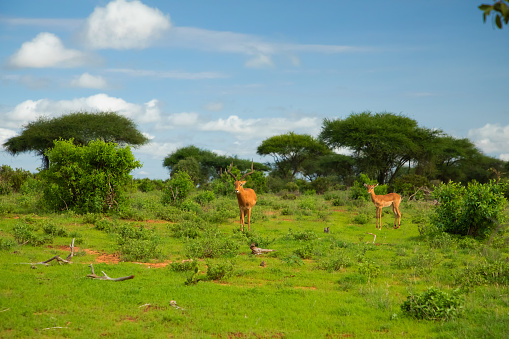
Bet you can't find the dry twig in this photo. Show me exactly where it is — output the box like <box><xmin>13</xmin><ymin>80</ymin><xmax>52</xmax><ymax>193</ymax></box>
<box><xmin>86</xmin><ymin>264</ymin><xmax>134</xmax><ymax>281</ymax></box>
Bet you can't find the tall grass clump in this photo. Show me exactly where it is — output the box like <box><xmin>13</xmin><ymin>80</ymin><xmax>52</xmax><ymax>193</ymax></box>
<box><xmin>401</xmin><ymin>287</ymin><xmax>464</xmax><ymax>321</ymax></box>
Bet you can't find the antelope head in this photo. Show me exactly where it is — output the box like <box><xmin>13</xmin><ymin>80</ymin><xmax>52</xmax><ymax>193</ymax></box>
<box><xmin>226</xmin><ymin>161</ymin><xmax>255</xmax><ymax>194</ymax></box>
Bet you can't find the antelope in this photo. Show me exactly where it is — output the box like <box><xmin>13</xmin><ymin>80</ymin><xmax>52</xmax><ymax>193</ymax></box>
<box><xmin>364</xmin><ymin>183</ymin><xmax>401</xmax><ymax>230</ymax></box>
<box><xmin>226</xmin><ymin>161</ymin><xmax>257</xmax><ymax>232</ymax></box>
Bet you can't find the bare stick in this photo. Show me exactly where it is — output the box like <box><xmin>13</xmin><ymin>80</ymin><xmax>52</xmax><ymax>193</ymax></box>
<box><xmin>250</xmin><ymin>243</ymin><xmax>275</xmax><ymax>255</ymax></box>
<box><xmin>367</xmin><ymin>232</ymin><xmax>376</xmax><ymax>244</ymax></box>
<box><xmin>87</xmin><ymin>264</ymin><xmax>134</xmax><ymax>281</ymax></box>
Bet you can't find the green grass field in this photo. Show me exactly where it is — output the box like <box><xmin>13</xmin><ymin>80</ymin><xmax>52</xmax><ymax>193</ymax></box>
<box><xmin>0</xmin><ymin>190</ymin><xmax>508</xmax><ymax>338</ymax></box>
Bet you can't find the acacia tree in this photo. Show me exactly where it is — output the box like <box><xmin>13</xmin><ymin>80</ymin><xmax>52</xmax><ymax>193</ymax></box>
<box><xmin>163</xmin><ymin>145</ymin><xmax>268</xmax><ymax>185</ymax></box>
<box><xmin>319</xmin><ymin>112</ymin><xmax>437</xmax><ymax>184</ymax></box>
<box><xmin>257</xmin><ymin>132</ymin><xmax>331</xmax><ymax>180</ymax></box>
<box><xmin>3</xmin><ymin>112</ymin><xmax>149</xmax><ymax>169</ymax></box>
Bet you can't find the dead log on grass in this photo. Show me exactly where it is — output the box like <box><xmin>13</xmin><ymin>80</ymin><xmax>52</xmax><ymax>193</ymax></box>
<box><xmin>22</xmin><ymin>238</ymin><xmax>75</xmax><ymax>268</ymax></box>
<box><xmin>86</xmin><ymin>264</ymin><xmax>134</xmax><ymax>281</ymax></box>
<box><xmin>250</xmin><ymin>243</ymin><xmax>275</xmax><ymax>255</ymax></box>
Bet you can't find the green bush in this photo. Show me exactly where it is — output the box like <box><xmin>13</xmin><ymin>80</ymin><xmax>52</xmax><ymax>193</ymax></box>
<box><xmin>205</xmin><ymin>259</ymin><xmax>235</xmax><ymax>280</ymax></box>
<box><xmin>161</xmin><ymin>171</ymin><xmax>195</xmax><ymax>206</ymax></box>
<box><xmin>455</xmin><ymin>259</ymin><xmax>509</xmax><ymax>287</ymax></box>
<box><xmin>194</xmin><ymin>191</ymin><xmax>215</xmax><ymax>205</ymax></box>
<box><xmin>12</xmin><ymin>222</ymin><xmax>51</xmax><ymax>246</ymax></box>
<box><xmin>42</xmin><ymin>221</ymin><xmax>68</xmax><ymax>237</ymax></box>
<box><xmin>294</xmin><ymin>243</ymin><xmax>314</xmax><ymax>259</ymax></box>
<box><xmin>185</xmin><ymin>231</ymin><xmax>240</xmax><ymax>258</ymax></box>
<box><xmin>316</xmin><ymin>253</ymin><xmax>352</xmax><ymax>272</ymax></box>
<box><xmin>116</xmin><ymin>224</ymin><xmax>161</xmax><ymax>261</ymax></box>
<box><xmin>401</xmin><ymin>287</ymin><xmax>464</xmax><ymax>321</ymax></box>
<box><xmin>170</xmin><ymin>260</ymin><xmax>198</xmax><ymax>272</ymax></box>
<box><xmin>286</xmin><ymin>228</ymin><xmax>317</xmax><ymax>241</ymax></box>
<box><xmin>431</xmin><ymin>180</ymin><xmax>507</xmax><ymax>238</ymax></box>
<box><xmin>40</xmin><ymin>139</ymin><xmax>142</xmax><ymax>213</ymax></box>
<box><xmin>0</xmin><ymin>165</ymin><xmax>32</xmax><ymax>195</ymax></box>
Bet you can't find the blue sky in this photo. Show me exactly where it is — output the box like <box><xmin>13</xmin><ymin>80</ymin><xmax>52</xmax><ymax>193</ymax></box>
<box><xmin>1</xmin><ymin>0</ymin><xmax>508</xmax><ymax>179</ymax></box>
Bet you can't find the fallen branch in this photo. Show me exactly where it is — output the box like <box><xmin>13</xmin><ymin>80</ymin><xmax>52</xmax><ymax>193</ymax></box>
<box><xmin>250</xmin><ymin>243</ymin><xmax>275</xmax><ymax>255</ymax></box>
<box><xmin>21</xmin><ymin>238</ymin><xmax>75</xmax><ymax>268</ymax></box>
<box><xmin>86</xmin><ymin>264</ymin><xmax>134</xmax><ymax>281</ymax></box>
<box><xmin>367</xmin><ymin>233</ymin><xmax>376</xmax><ymax>244</ymax></box>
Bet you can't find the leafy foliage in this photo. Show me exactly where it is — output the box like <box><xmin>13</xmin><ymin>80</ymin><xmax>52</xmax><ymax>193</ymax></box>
<box><xmin>40</xmin><ymin>139</ymin><xmax>142</xmax><ymax>213</ymax></box>
<box><xmin>431</xmin><ymin>180</ymin><xmax>507</xmax><ymax>238</ymax></box>
<box><xmin>2</xmin><ymin>111</ymin><xmax>148</xmax><ymax>168</ymax></box>
<box><xmin>161</xmin><ymin>171</ymin><xmax>195</xmax><ymax>206</ymax></box>
<box><xmin>401</xmin><ymin>287</ymin><xmax>464</xmax><ymax>321</ymax></box>
<box><xmin>479</xmin><ymin>1</ymin><xmax>509</xmax><ymax>28</ymax></box>
<box><xmin>257</xmin><ymin>132</ymin><xmax>331</xmax><ymax>179</ymax></box>
<box><xmin>0</xmin><ymin>165</ymin><xmax>32</xmax><ymax>195</ymax></box>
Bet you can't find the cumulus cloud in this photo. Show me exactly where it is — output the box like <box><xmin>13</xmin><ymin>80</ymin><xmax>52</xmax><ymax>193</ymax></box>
<box><xmin>0</xmin><ymin>128</ymin><xmax>18</xmax><ymax>149</ymax></box>
<box><xmin>200</xmin><ymin>115</ymin><xmax>320</xmax><ymax>139</ymax></box>
<box><xmin>70</xmin><ymin>73</ymin><xmax>107</xmax><ymax>89</ymax></box>
<box><xmin>468</xmin><ymin>123</ymin><xmax>509</xmax><ymax>157</ymax></box>
<box><xmin>8</xmin><ymin>32</ymin><xmax>95</xmax><ymax>68</ymax></box>
<box><xmin>81</xmin><ymin>0</ymin><xmax>171</xmax><ymax>49</ymax></box>
<box><xmin>4</xmin><ymin>94</ymin><xmax>162</xmax><ymax>128</ymax></box>
<box><xmin>137</xmin><ymin>141</ymin><xmax>181</xmax><ymax>158</ymax></box>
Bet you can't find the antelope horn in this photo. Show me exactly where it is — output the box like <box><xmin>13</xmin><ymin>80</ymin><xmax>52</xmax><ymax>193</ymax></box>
<box><xmin>226</xmin><ymin>162</ymin><xmax>238</xmax><ymax>180</ymax></box>
<box><xmin>240</xmin><ymin>160</ymin><xmax>255</xmax><ymax>180</ymax></box>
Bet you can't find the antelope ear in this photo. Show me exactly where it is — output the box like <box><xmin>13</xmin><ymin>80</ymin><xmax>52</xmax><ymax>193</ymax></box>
<box><xmin>240</xmin><ymin>181</ymin><xmax>246</xmax><ymax>186</ymax></box>
<box><xmin>363</xmin><ymin>183</ymin><xmax>368</xmax><ymax>187</ymax></box>
<box><xmin>374</xmin><ymin>184</ymin><xmax>378</xmax><ymax>188</ymax></box>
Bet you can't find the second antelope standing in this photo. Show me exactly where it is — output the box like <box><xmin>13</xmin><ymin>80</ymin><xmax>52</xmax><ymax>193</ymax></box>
<box><xmin>364</xmin><ymin>183</ymin><xmax>402</xmax><ymax>230</ymax></box>
<box><xmin>226</xmin><ymin>162</ymin><xmax>257</xmax><ymax>232</ymax></box>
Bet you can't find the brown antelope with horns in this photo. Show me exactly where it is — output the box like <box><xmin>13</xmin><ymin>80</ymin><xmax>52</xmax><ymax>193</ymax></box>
<box><xmin>364</xmin><ymin>183</ymin><xmax>402</xmax><ymax>230</ymax></box>
<box><xmin>226</xmin><ymin>161</ymin><xmax>257</xmax><ymax>232</ymax></box>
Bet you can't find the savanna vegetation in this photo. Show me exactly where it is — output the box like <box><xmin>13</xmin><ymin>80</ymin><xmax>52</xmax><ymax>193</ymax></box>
<box><xmin>1</xmin><ymin>110</ymin><xmax>508</xmax><ymax>338</ymax></box>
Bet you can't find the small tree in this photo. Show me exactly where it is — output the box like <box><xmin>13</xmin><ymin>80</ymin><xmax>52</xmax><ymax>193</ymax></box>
<box><xmin>161</xmin><ymin>171</ymin><xmax>195</xmax><ymax>206</ymax></box>
<box><xmin>431</xmin><ymin>180</ymin><xmax>507</xmax><ymax>238</ymax></box>
<box><xmin>40</xmin><ymin>139</ymin><xmax>142</xmax><ymax>213</ymax></box>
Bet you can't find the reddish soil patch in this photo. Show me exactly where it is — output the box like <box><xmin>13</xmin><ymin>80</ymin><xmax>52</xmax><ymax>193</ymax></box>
<box><xmin>294</xmin><ymin>286</ymin><xmax>317</xmax><ymax>290</ymax></box>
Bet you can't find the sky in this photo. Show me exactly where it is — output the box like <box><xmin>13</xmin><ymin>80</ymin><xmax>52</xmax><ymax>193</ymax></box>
<box><xmin>0</xmin><ymin>0</ymin><xmax>508</xmax><ymax>179</ymax></box>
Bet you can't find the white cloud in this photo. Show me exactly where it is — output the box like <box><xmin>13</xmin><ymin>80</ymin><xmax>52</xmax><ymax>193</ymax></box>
<box><xmin>4</xmin><ymin>94</ymin><xmax>161</xmax><ymax>128</ymax></box>
<box><xmin>203</xmin><ymin>101</ymin><xmax>224</xmax><ymax>112</ymax></box>
<box><xmin>0</xmin><ymin>128</ymin><xmax>18</xmax><ymax>149</ymax></box>
<box><xmin>8</xmin><ymin>32</ymin><xmax>95</xmax><ymax>68</ymax></box>
<box><xmin>81</xmin><ymin>0</ymin><xmax>171</xmax><ymax>49</ymax></box>
<box><xmin>107</xmin><ymin>68</ymin><xmax>226</xmax><ymax>79</ymax></box>
<box><xmin>71</xmin><ymin>73</ymin><xmax>108</xmax><ymax>89</ymax></box>
<box><xmin>200</xmin><ymin>115</ymin><xmax>320</xmax><ymax>139</ymax></box>
<box><xmin>468</xmin><ymin>123</ymin><xmax>509</xmax><ymax>156</ymax></box>
<box><xmin>167</xmin><ymin>26</ymin><xmax>368</xmax><ymax>68</ymax></box>
<box><xmin>137</xmin><ymin>141</ymin><xmax>181</xmax><ymax>158</ymax></box>
<box><xmin>500</xmin><ymin>154</ymin><xmax>509</xmax><ymax>161</ymax></box>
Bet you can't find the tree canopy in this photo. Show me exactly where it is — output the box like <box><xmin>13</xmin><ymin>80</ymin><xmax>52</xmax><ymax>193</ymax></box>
<box><xmin>163</xmin><ymin>145</ymin><xmax>269</xmax><ymax>185</ymax></box>
<box><xmin>319</xmin><ymin>112</ymin><xmax>436</xmax><ymax>184</ymax></box>
<box><xmin>257</xmin><ymin>132</ymin><xmax>331</xmax><ymax>180</ymax></box>
<box><xmin>3</xmin><ymin>112</ymin><xmax>149</xmax><ymax>168</ymax></box>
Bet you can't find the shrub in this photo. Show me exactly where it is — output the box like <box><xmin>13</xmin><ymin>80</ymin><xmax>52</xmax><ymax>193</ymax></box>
<box><xmin>12</xmin><ymin>222</ymin><xmax>51</xmax><ymax>246</ymax></box>
<box><xmin>286</xmin><ymin>228</ymin><xmax>317</xmax><ymax>241</ymax></box>
<box><xmin>169</xmin><ymin>219</ymin><xmax>211</xmax><ymax>239</ymax></box>
<box><xmin>0</xmin><ymin>237</ymin><xmax>16</xmax><ymax>250</ymax></box>
<box><xmin>185</xmin><ymin>231</ymin><xmax>240</xmax><ymax>258</ymax></box>
<box><xmin>431</xmin><ymin>180</ymin><xmax>507</xmax><ymax>238</ymax></box>
<box><xmin>400</xmin><ymin>287</ymin><xmax>464</xmax><ymax>321</ymax></box>
<box><xmin>42</xmin><ymin>222</ymin><xmax>68</xmax><ymax>237</ymax></box>
<box><xmin>161</xmin><ymin>171</ymin><xmax>195</xmax><ymax>206</ymax></box>
<box><xmin>40</xmin><ymin>139</ymin><xmax>142</xmax><ymax>213</ymax></box>
<box><xmin>205</xmin><ymin>260</ymin><xmax>235</xmax><ymax>280</ymax></box>
<box><xmin>0</xmin><ymin>165</ymin><xmax>32</xmax><ymax>195</ymax></box>
<box><xmin>316</xmin><ymin>253</ymin><xmax>352</xmax><ymax>272</ymax></box>
<box><xmin>170</xmin><ymin>260</ymin><xmax>198</xmax><ymax>272</ymax></box>
<box><xmin>194</xmin><ymin>191</ymin><xmax>215</xmax><ymax>205</ymax></box>
<box><xmin>350</xmin><ymin>174</ymin><xmax>387</xmax><ymax>201</ymax></box>
<box><xmin>116</xmin><ymin>224</ymin><xmax>161</xmax><ymax>262</ymax></box>
<box><xmin>294</xmin><ymin>243</ymin><xmax>314</xmax><ymax>259</ymax></box>
<box><xmin>455</xmin><ymin>259</ymin><xmax>509</xmax><ymax>287</ymax></box>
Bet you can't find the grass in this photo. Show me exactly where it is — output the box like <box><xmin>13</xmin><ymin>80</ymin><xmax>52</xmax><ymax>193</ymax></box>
<box><xmin>0</xmin><ymin>189</ymin><xmax>508</xmax><ymax>338</ymax></box>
